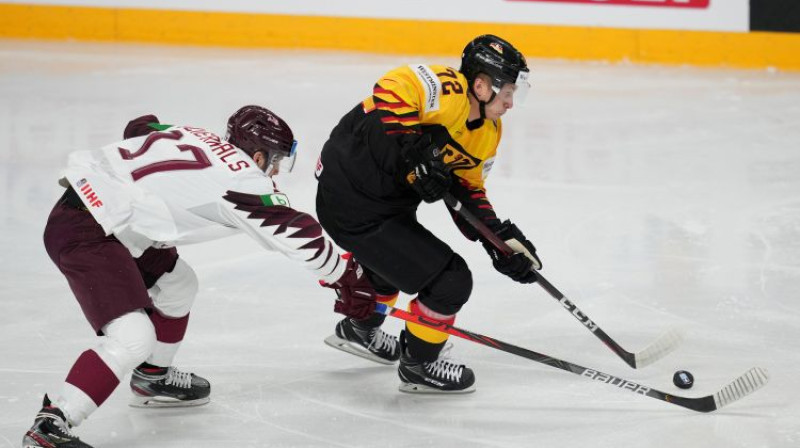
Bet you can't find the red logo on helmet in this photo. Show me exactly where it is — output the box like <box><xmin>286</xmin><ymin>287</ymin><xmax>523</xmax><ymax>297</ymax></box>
<box><xmin>489</xmin><ymin>42</ymin><xmax>504</xmax><ymax>54</ymax></box>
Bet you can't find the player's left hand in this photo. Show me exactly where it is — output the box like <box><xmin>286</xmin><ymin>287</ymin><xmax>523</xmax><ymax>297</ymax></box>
<box><xmin>320</xmin><ymin>255</ymin><xmax>377</xmax><ymax>320</ymax></box>
<box><xmin>497</xmin><ymin>220</ymin><xmax>541</xmax><ymax>270</ymax></box>
<box><xmin>123</xmin><ymin>114</ymin><xmax>160</xmax><ymax>139</ymax></box>
<box><xmin>483</xmin><ymin>220</ymin><xmax>542</xmax><ymax>284</ymax></box>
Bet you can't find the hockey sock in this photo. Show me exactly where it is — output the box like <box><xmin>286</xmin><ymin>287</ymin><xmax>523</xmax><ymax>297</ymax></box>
<box><xmin>354</xmin><ymin>292</ymin><xmax>399</xmax><ymax>328</ymax></box>
<box><xmin>145</xmin><ymin>311</ymin><xmax>189</xmax><ymax>367</ymax></box>
<box><xmin>56</xmin><ymin>349</ymin><xmax>117</xmax><ymax>426</ymax></box>
<box><xmin>405</xmin><ymin>298</ymin><xmax>456</xmax><ymax>362</ymax></box>
<box><xmin>378</xmin><ymin>292</ymin><xmax>399</xmax><ymax>307</ymax></box>
<box><xmin>55</xmin><ymin>311</ymin><xmax>155</xmax><ymax>426</ymax></box>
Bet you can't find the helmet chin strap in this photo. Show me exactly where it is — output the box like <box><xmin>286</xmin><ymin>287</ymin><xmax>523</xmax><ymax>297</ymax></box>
<box><xmin>469</xmin><ymin>82</ymin><xmax>497</xmax><ymax>129</ymax></box>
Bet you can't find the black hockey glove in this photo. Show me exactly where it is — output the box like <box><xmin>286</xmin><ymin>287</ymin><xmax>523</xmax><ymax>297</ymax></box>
<box><xmin>408</xmin><ymin>160</ymin><xmax>452</xmax><ymax>203</ymax></box>
<box><xmin>402</xmin><ymin>134</ymin><xmax>452</xmax><ymax>203</ymax></box>
<box><xmin>482</xmin><ymin>220</ymin><xmax>542</xmax><ymax>284</ymax></box>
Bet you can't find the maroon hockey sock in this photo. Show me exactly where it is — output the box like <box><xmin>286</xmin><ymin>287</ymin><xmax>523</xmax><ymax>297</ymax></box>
<box><xmin>149</xmin><ymin>311</ymin><xmax>189</xmax><ymax>344</ymax></box>
<box><xmin>65</xmin><ymin>350</ymin><xmax>120</xmax><ymax>406</ymax></box>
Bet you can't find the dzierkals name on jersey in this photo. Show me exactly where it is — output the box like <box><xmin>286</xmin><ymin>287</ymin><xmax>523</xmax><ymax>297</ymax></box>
<box><xmin>182</xmin><ymin>126</ymin><xmax>251</xmax><ymax>172</ymax></box>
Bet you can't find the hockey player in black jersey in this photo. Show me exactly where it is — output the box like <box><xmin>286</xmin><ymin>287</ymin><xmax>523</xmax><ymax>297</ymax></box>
<box><xmin>316</xmin><ymin>35</ymin><xmax>542</xmax><ymax>393</ymax></box>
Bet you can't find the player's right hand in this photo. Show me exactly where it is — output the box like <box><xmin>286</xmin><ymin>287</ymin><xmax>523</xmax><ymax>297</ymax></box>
<box><xmin>406</xmin><ymin>159</ymin><xmax>452</xmax><ymax>203</ymax></box>
<box><xmin>403</xmin><ymin>135</ymin><xmax>452</xmax><ymax>203</ymax></box>
<box><xmin>320</xmin><ymin>255</ymin><xmax>377</xmax><ymax>320</ymax></box>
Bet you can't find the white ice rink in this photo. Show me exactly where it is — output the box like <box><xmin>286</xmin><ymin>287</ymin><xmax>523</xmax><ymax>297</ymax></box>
<box><xmin>1</xmin><ymin>40</ymin><xmax>799</xmax><ymax>447</ymax></box>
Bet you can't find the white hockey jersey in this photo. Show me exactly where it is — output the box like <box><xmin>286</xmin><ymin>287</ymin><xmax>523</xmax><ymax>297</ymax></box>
<box><xmin>60</xmin><ymin>124</ymin><xmax>345</xmax><ymax>283</ymax></box>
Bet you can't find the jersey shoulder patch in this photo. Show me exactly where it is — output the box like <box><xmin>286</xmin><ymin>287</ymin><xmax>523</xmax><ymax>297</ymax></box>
<box><xmin>408</xmin><ymin>64</ymin><xmax>442</xmax><ymax>113</ymax></box>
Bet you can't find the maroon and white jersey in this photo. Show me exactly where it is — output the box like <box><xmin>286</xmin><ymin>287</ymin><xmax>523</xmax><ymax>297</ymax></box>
<box><xmin>60</xmin><ymin>124</ymin><xmax>345</xmax><ymax>283</ymax></box>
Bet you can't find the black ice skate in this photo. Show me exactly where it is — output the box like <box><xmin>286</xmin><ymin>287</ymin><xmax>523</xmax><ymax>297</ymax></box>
<box><xmin>129</xmin><ymin>365</ymin><xmax>210</xmax><ymax>408</ymax></box>
<box><xmin>22</xmin><ymin>395</ymin><xmax>93</xmax><ymax>448</ymax></box>
<box><xmin>398</xmin><ymin>339</ymin><xmax>476</xmax><ymax>394</ymax></box>
<box><xmin>324</xmin><ymin>317</ymin><xmax>401</xmax><ymax>365</ymax></box>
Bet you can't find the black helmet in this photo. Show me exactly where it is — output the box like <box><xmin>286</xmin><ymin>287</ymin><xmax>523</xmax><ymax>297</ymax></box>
<box><xmin>226</xmin><ymin>105</ymin><xmax>297</xmax><ymax>174</ymax></box>
<box><xmin>460</xmin><ymin>34</ymin><xmax>529</xmax><ymax>91</ymax></box>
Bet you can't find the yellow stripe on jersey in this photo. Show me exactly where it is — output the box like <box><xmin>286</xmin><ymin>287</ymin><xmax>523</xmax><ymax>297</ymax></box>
<box><xmin>362</xmin><ymin>96</ymin><xmax>376</xmax><ymax>114</ymax></box>
<box><xmin>362</xmin><ymin>62</ymin><xmax>500</xmax><ymax>193</ymax></box>
<box><xmin>363</xmin><ymin>64</ymin><xmax>470</xmax><ymax>138</ymax></box>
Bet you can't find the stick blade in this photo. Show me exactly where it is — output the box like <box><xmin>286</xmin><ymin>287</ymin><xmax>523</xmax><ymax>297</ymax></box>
<box><xmin>633</xmin><ymin>328</ymin><xmax>685</xmax><ymax>368</ymax></box>
<box><xmin>712</xmin><ymin>367</ymin><xmax>770</xmax><ymax>410</ymax></box>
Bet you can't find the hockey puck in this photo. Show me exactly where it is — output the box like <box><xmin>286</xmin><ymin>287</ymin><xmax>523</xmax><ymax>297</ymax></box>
<box><xmin>673</xmin><ymin>370</ymin><xmax>694</xmax><ymax>389</ymax></box>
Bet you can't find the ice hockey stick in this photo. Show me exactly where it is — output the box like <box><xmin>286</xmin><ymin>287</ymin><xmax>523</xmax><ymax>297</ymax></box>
<box><xmin>443</xmin><ymin>192</ymin><xmax>682</xmax><ymax>368</ymax></box>
<box><xmin>378</xmin><ymin>303</ymin><xmax>768</xmax><ymax>412</ymax></box>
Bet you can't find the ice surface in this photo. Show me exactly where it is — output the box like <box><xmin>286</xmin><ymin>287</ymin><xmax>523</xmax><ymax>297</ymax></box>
<box><xmin>1</xmin><ymin>40</ymin><xmax>799</xmax><ymax>447</ymax></box>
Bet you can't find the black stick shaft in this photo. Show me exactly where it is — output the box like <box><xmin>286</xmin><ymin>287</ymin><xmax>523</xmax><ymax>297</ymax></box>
<box><xmin>377</xmin><ymin>303</ymin><xmax>716</xmax><ymax>412</ymax></box>
<box><xmin>443</xmin><ymin>192</ymin><xmax>637</xmax><ymax>367</ymax></box>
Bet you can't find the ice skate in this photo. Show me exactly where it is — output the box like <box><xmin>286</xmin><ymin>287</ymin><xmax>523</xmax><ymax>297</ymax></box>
<box><xmin>324</xmin><ymin>317</ymin><xmax>401</xmax><ymax>365</ymax></box>
<box><xmin>22</xmin><ymin>395</ymin><xmax>93</xmax><ymax>448</ymax></box>
<box><xmin>129</xmin><ymin>365</ymin><xmax>210</xmax><ymax>408</ymax></box>
<box><xmin>398</xmin><ymin>338</ymin><xmax>476</xmax><ymax>394</ymax></box>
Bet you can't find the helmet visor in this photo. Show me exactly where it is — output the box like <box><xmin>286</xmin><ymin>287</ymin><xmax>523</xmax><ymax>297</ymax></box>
<box><xmin>266</xmin><ymin>139</ymin><xmax>297</xmax><ymax>176</ymax></box>
<box><xmin>492</xmin><ymin>69</ymin><xmax>531</xmax><ymax>105</ymax></box>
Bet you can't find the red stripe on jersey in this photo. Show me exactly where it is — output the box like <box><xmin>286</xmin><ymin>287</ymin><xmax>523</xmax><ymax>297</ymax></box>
<box><xmin>381</xmin><ymin>116</ymin><xmax>419</xmax><ymax>124</ymax></box>
<box><xmin>373</xmin><ymin>88</ymin><xmax>412</xmax><ymax>108</ymax></box>
<box><xmin>375</xmin><ymin>101</ymin><xmax>413</xmax><ymax>110</ymax></box>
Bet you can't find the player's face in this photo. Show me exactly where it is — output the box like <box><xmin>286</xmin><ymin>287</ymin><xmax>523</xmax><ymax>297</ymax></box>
<box><xmin>254</xmin><ymin>142</ymin><xmax>297</xmax><ymax>177</ymax></box>
<box><xmin>262</xmin><ymin>153</ymin><xmax>284</xmax><ymax>177</ymax></box>
<box><xmin>485</xmin><ymin>83</ymin><xmax>516</xmax><ymax>120</ymax></box>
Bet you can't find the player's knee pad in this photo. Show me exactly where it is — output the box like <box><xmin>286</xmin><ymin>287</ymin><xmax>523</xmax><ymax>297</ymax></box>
<box><xmin>149</xmin><ymin>258</ymin><xmax>198</xmax><ymax>318</ymax></box>
<box><xmin>417</xmin><ymin>253</ymin><xmax>473</xmax><ymax>316</ymax></box>
<box><xmin>98</xmin><ymin>310</ymin><xmax>156</xmax><ymax>376</ymax></box>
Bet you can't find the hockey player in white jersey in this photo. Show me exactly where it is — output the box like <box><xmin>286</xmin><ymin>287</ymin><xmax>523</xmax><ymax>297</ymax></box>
<box><xmin>22</xmin><ymin>106</ymin><xmax>376</xmax><ymax>448</ymax></box>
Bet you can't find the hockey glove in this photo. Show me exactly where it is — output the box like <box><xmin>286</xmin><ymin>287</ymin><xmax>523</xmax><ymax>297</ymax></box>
<box><xmin>403</xmin><ymin>135</ymin><xmax>452</xmax><ymax>203</ymax></box>
<box><xmin>320</xmin><ymin>255</ymin><xmax>377</xmax><ymax>320</ymax></box>
<box><xmin>408</xmin><ymin>160</ymin><xmax>452</xmax><ymax>203</ymax></box>
<box><xmin>483</xmin><ymin>220</ymin><xmax>542</xmax><ymax>284</ymax></box>
<box><xmin>124</xmin><ymin>114</ymin><xmax>160</xmax><ymax>139</ymax></box>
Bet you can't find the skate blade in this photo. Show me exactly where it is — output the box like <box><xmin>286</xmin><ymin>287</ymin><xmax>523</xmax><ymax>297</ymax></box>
<box><xmin>22</xmin><ymin>431</ymin><xmax>50</xmax><ymax>448</ymax></box>
<box><xmin>323</xmin><ymin>334</ymin><xmax>397</xmax><ymax>365</ymax></box>
<box><xmin>129</xmin><ymin>395</ymin><xmax>210</xmax><ymax>408</ymax></box>
<box><xmin>398</xmin><ymin>382</ymin><xmax>476</xmax><ymax>394</ymax></box>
